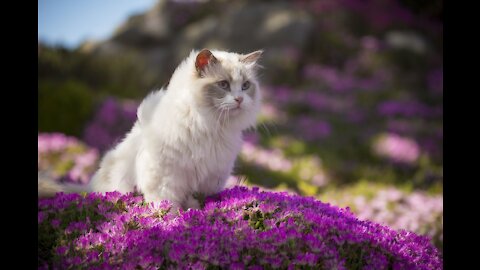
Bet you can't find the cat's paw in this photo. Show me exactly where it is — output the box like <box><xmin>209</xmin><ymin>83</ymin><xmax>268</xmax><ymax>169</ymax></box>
<box><xmin>144</xmin><ymin>193</ymin><xmax>182</xmax><ymax>214</ymax></box>
<box><xmin>169</xmin><ymin>202</ymin><xmax>182</xmax><ymax>215</ymax></box>
<box><xmin>184</xmin><ymin>195</ymin><xmax>201</xmax><ymax>210</ymax></box>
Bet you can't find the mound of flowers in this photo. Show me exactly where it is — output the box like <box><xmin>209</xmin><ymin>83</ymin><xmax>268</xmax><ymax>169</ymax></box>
<box><xmin>38</xmin><ymin>186</ymin><xmax>442</xmax><ymax>269</ymax></box>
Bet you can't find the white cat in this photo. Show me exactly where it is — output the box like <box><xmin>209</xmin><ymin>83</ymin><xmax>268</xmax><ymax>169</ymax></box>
<box><xmin>39</xmin><ymin>49</ymin><xmax>263</xmax><ymax>210</ymax></box>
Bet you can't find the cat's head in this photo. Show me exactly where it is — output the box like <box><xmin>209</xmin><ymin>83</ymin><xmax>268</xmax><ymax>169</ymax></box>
<box><xmin>174</xmin><ymin>49</ymin><xmax>263</xmax><ymax>131</ymax></box>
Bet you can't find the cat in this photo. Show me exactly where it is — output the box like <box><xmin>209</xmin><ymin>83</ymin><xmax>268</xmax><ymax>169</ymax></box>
<box><xmin>38</xmin><ymin>49</ymin><xmax>263</xmax><ymax>210</ymax></box>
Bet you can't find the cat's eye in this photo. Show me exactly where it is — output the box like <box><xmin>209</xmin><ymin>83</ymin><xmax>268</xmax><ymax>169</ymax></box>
<box><xmin>242</xmin><ymin>81</ymin><xmax>250</xmax><ymax>90</ymax></box>
<box><xmin>217</xmin><ymin>80</ymin><xmax>229</xmax><ymax>90</ymax></box>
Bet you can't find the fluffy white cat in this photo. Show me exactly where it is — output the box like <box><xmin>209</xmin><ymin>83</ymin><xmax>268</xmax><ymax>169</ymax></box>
<box><xmin>39</xmin><ymin>49</ymin><xmax>263</xmax><ymax>210</ymax></box>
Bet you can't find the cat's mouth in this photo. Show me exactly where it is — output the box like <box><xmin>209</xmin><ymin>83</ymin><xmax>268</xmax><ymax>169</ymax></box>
<box><xmin>222</xmin><ymin>105</ymin><xmax>242</xmax><ymax>111</ymax></box>
<box><xmin>219</xmin><ymin>106</ymin><xmax>242</xmax><ymax>116</ymax></box>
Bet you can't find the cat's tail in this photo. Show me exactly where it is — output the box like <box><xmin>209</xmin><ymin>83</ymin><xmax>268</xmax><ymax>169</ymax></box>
<box><xmin>38</xmin><ymin>173</ymin><xmax>92</xmax><ymax>198</ymax></box>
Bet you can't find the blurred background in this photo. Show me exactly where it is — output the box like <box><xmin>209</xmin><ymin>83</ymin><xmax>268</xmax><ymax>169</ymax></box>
<box><xmin>38</xmin><ymin>0</ymin><xmax>443</xmax><ymax>252</ymax></box>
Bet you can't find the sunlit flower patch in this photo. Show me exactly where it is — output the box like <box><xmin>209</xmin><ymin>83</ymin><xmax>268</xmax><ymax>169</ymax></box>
<box><xmin>373</xmin><ymin>133</ymin><xmax>420</xmax><ymax>164</ymax></box>
<box><xmin>38</xmin><ymin>186</ymin><xmax>442</xmax><ymax>269</ymax></box>
<box><xmin>38</xmin><ymin>133</ymin><xmax>99</xmax><ymax>184</ymax></box>
<box><xmin>325</xmin><ymin>185</ymin><xmax>443</xmax><ymax>251</ymax></box>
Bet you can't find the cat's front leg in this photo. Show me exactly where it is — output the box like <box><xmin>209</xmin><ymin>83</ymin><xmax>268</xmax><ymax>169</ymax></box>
<box><xmin>141</xmin><ymin>176</ymin><xmax>200</xmax><ymax>211</ymax></box>
<box><xmin>138</xmin><ymin>173</ymin><xmax>186</xmax><ymax>212</ymax></box>
<box><xmin>143</xmin><ymin>189</ymin><xmax>183</xmax><ymax>213</ymax></box>
<box><xmin>135</xmin><ymin>151</ymin><xmax>185</xmax><ymax>212</ymax></box>
<box><xmin>184</xmin><ymin>194</ymin><xmax>201</xmax><ymax>210</ymax></box>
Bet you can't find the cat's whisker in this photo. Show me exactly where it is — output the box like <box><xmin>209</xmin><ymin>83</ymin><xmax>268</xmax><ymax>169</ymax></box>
<box><xmin>222</xmin><ymin>107</ymin><xmax>228</xmax><ymax>128</ymax></box>
<box><xmin>259</xmin><ymin>121</ymin><xmax>272</xmax><ymax>138</ymax></box>
<box><xmin>269</xmin><ymin>119</ymin><xmax>279</xmax><ymax>131</ymax></box>
<box><xmin>217</xmin><ymin>108</ymin><xmax>224</xmax><ymax>133</ymax></box>
<box><xmin>226</xmin><ymin>108</ymin><xmax>231</xmax><ymax>127</ymax></box>
<box><xmin>238</xmin><ymin>175</ymin><xmax>248</xmax><ymax>186</ymax></box>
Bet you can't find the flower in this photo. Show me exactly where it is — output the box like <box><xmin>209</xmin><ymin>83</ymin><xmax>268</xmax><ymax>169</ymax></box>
<box><xmin>377</xmin><ymin>100</ymin><xmax>441</xmax><ymax>118</ymax></box>
<box><xmin>297</xmin><ymin>116</ymin><xmax>331</xmax><ymax>141</ymax></box>
<box><xmin>241</xmin><ymin>142</ymin><xmax>293</xmax><ymax>172</ymax></box>
<box><xmin>427</xmin><ymin>68</ymin><xmax>443</xmax><ymax>94</ymax></box>
<box><xmin>373</xmin><ymin>133</ymin><xmax>420</xmax><ymax>164</ymax></box>
<box><xmin>83</xmin><ymin>97</ymin><xmax>138</xmax><ymax>152</ymax></box>
<box><xmin>323</xmin><ymin>182</ymin><xmax>443</xmax><ymax>254</ymax></box>
<box><xmin>38</xmin><ymin>186</ymin><xmax>442</xmax><ymax>269</ymax></box>
<box><xmin>38</xmin><ymin>133</ymin><xmax>99</xmax><ymax>184</ymax></box>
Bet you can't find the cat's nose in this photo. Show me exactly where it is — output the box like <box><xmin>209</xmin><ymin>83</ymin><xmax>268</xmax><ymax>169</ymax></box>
<box><xmin>234</xmin><ymin>96</ymin><xmax>244</xmax><ymax>104</ymax></box>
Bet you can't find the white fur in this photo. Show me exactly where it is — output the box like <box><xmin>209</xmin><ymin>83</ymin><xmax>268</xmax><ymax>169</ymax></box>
<box><xmin>88</xmin><ymin>49</ymin><xmax>262</xmax><ymax>210</ymax></box>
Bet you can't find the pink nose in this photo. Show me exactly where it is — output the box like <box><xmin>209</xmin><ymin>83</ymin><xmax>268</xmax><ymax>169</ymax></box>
<box><xmin>234</xmin><ymin>96</ymin><xmax>244</xmax><ymax>104</ymax></box>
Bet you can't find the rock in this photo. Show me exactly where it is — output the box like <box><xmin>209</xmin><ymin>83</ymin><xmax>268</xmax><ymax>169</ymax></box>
<box><xmin>110</xmin><ymin>0</ymin><xmax>171</xmax><ymax>48</ymax></box>
<box><xmin>385</xmin><ymin>30</ymin><xmax>428</xmax><ymax>54</ymax></box>
<box><xmin>87</xmin><ymin>0</ymin><xmax>315</xmax><ymax>84</ymax></box>
<box><xmin>172</xmin><ymin>1</ymin><xmax>314</xmax><ymax>83</ymax></box>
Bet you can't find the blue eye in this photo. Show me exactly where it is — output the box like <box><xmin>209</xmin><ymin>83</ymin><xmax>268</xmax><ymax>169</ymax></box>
<box><xmin>242</xmin><ymin>81</ymin><xmax>250</xmax><ymax>90</ymax></box>
<box><xmin>217</xmin><ymin>80</ymin><xmax>229</xmax><ymax>90</ymax></box>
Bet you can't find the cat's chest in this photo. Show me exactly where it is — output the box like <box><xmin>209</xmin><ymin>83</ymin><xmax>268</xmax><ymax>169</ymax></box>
<box><xmin>187</xmin><ymin>136</ymin><xmax>240</xmax><ymax>192</ymax></box>
<box><xmin>156</xmin><ymin>130</ymin><xmax>241</xmax><ymax>167</ymax></box>
<box><xmin>190</xmin><ymin>135</ymin><xmax>241</xmax><ymax>166</ymax></box>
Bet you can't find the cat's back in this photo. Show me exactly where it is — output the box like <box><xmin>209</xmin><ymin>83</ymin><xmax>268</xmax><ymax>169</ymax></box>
<box><xmin>137</xmin><ymin>89</ymin><xmax>167</xmax><ymax>126</ymax></box>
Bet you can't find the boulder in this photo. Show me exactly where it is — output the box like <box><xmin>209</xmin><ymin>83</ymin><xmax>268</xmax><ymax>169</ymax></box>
<box><xmin>86</xmin><ymin>0</ymin><xmax>315</xmax><ymax>84</ymax></box>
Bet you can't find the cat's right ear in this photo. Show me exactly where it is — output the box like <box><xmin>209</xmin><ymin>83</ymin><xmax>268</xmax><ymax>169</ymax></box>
<box><xmin>195</xmin><ymin>49</ymin><xmax>218</xmax><ymax>76</ymax></box>
<box><xmin>240</xmin><ymin>50</ymin><xmax>264</xmax><ymax>65</ymax></box>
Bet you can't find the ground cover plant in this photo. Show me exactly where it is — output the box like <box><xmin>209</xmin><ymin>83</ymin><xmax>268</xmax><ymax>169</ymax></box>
<box><xmin>38</xmin><ymin>187</ymin><xmax>442</xmax><ymax>269</ymax></box>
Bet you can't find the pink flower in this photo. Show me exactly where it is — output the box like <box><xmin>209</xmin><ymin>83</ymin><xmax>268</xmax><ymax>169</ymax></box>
<box><xmin>373</xmin><ymin>133</ymin><xmax>420</xmax><ymax>164</ymax></box>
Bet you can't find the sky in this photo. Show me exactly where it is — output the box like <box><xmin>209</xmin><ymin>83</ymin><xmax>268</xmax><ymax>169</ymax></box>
<box><xmin>38</xmin><ymin>0</ymin><xmax>157</xmax><ymax>48</ymax></box>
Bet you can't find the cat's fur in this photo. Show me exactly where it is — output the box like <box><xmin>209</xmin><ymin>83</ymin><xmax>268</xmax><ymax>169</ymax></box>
<box><xmin>39</xmin><ymin>49</ymin><xmax>263</xmax><ymax>210</ymax></box>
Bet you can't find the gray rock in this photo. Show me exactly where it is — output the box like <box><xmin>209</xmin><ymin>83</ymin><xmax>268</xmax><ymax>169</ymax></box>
<box><xmin>110</xmin><ymin>0</ymin><xmax>171</xmax><ymax>48</ymax></box>
<box><xmin>172</xmin><ymin>1</ymin><xmax>314</xmax><ymax>82</ymax></box>
<box><xmin>88</xmin><ymin>0</ymin><xmax>315</xmax><ymax>84</ymax></box>
<box><xmin>385</xmin><ymin>30</ymin><xmax>429</xmax><ymax>54</ymax></box>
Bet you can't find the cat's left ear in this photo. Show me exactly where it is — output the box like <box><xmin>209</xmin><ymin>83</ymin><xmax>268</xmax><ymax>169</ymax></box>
<box><xmin>240</xmin><ymin>50</ymin><xmax>264</xmax><ymax>65</ymax></box>
<box><xmin>195</xmin><ymin>49</ymin><xmax>218</xmax><ymax>76</ymax></box>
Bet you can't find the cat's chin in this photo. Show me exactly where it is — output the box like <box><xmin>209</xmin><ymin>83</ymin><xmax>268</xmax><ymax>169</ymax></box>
<box><xmin>225</xmin><ymin>107</ymin><xmax>242</xmax><ymax>116</ymax></box>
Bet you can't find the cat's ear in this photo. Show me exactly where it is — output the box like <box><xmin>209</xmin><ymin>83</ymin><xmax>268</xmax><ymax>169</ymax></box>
<box><xmin>195</xmin><ymin>49</ymin><xmax>218</xmax><ymax>76</ymax></box>
<box><xmin>240</xmin><ymin>50</ymin><xmax>264</xmax><ymax>65</ymax></box>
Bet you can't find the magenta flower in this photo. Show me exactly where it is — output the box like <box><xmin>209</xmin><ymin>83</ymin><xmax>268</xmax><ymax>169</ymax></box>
<box><xmin>83</xmin><ymin>97</ymin><xmax>138</xmax><ymax>152</ymax></box>
<box><xmin>38</xmin><ymin>187</ymin><xmax>442</xmax><ymax>269</ymax></box>
<box><xmin>427</xmin><ymin>68</ymin><xmax>443</xmax><ymax>94</ymax></box>
<box><xmin>378</xmin><ymin>100</ymin><xmax>442</xmax><ymax>118</ymax></box>
<box><xmin>297</xmin><ymin>116</ymin><xmax>331</xmax><ymax>141</ymax></box>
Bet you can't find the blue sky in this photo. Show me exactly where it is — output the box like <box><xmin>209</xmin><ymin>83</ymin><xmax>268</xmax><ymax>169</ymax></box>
<box><xmin>38</xmin><ymin>0</ymin><xmax>157</xmax><ymax>48</ymax></box>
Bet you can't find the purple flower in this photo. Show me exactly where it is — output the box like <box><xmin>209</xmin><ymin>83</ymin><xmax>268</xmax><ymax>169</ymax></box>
<box><xmin>378</xmin><ymin>100</ymin><xmax>441</xmax><ymax>118</ymax></box>
<box><xmin>427</xmin><ymin>68</ymin><xmax>443</xmax><ymax>95</ymax></box>
<box><xmin>83</xmin><ymin>97</ymin><xmax>138</xmax><ymax>152</ymax></box>
<box><xmin>38</xmin><ymin>186</ymin><xmax>442</xmax><ymax>269</ymax></box>
<box><xmin>38</xmin><ymin>212</ymin><xmax>46</xmax><ymax>223</ymax></box>
<box><xmin>302</xmin><ymin>64</ymin><xmax>385</xmax><ymax>93</ymax></box>
<box><xmin>297</xmin><ymin>116</ymin><xmax>331</xmax><ymax>141</ymax></box>
<box><xmin>51</xmin><ymin>219</ymin><xmax>60</xmax><ymax>228</ymax></box>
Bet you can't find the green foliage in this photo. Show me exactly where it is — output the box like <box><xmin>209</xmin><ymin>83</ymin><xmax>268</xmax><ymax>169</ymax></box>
<box><xmin>38</xmin><ymin>45</ymin><xmax>158</xmax><ymax>99</ymax></box>
<box><xmin>38</xmin><ymin>45</ymin><xmax>162</xmax><ymax>136</ymax></box>
<box><xmin>38</xmin><ymin>80</ymin><xmax>96</xmax><ymax>137</ymax></box>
